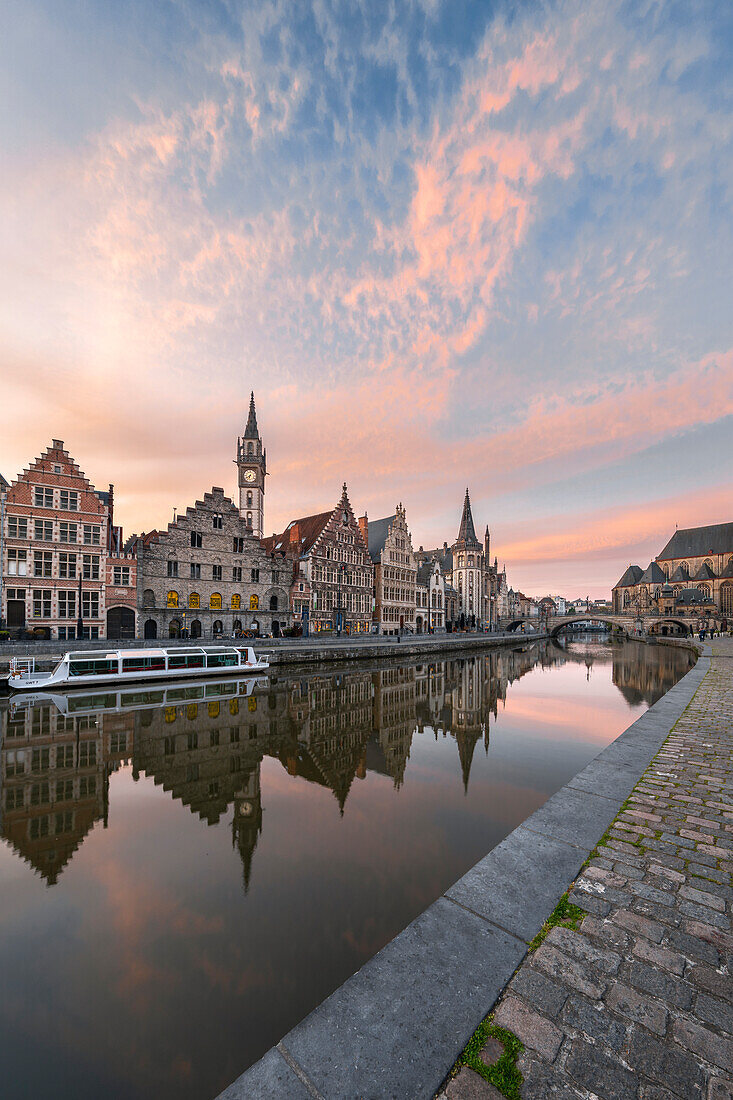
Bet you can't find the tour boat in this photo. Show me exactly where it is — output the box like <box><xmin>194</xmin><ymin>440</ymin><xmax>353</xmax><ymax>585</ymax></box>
<box><xmin>8</xmin><ymin>672</ymin><xmax>268</xmax><ymax>717</ymax></box>
<box><xmin>7</xmin><ymin>645</ymin><xmax>270</xmax><ymax>693</ymax></box>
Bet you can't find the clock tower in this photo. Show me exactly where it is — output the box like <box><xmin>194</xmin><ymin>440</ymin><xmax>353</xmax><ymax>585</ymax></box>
<box><xmin>236</xmin><ymin>392</ymin><xmax>266</xmax><ymax>538</ymax></box>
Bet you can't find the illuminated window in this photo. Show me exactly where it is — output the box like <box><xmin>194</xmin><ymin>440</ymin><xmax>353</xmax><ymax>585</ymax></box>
<box><xmin>189</xmin><ymin>592</ymin><xmax>200</xmax><ymax>609</ymax></box>
<box><xmin>167</xmin><ymin>591</ymin><xmax>179</xmax><ymax>608</ymax></box>
<box><xmin>250</xmin><ymin>594</ymin><xmax>259</xmax><ymax>611</ymax></box>
<box><xmin>210</xmin><ymin>592</ymin><xmax>222</xmax><ymax>610</ymax></box>
<box><xmin>231</xmin><ymin>594</ymin><xmax>241</xmax><ymax>610</ymax></box>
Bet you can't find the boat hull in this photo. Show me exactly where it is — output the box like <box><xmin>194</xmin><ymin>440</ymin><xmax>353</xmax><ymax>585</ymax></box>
<box><xmin>9</xmin><ymin>657</ymin><xmax>269</xmax><ymax>693</ymax></box>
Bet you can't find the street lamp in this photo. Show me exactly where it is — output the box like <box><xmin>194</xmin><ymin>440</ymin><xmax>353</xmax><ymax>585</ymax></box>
<box><xmin>337</xmin><ymin>563</ymin><xmax>346</xmax><ymax>636</ymax></box>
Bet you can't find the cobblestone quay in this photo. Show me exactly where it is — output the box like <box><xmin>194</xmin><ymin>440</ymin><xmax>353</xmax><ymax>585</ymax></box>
<box><xmin>446</xmin><ymin>637</ymin><xmax>733</xmax><ymax>1100</ymax></box>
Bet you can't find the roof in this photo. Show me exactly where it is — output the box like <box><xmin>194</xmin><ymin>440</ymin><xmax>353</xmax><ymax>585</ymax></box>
<box><xmin>243</xmin><ymin>392</ymin><xmax>259</xmax><ymax>440</ymax></box>
<box><xmin>613</xmin><ymin>565</ymin><xmax>643</xmax><ymax>588</ymax></box>
<box><xmin>669</xmin><ymin>565</ymin><xmax>688</xmax><ymax>583</ymax></box>
<box><xmin>368</xmin><ymin>515</ymin><xmax>396</xmax><ymax>563</ymax></box>
<box><xmin>416</xmin><ymin>562</ymin><xmax>433</xmax><ymax>586</ymax></box>
<box><xmin>657</xmin><ymin>522</ymin><xmax>733</xmax><ymax>561</ymax></box>
<box><xmin>418</xmin><ymin>546</ymin><xmax>453</xmax><ymax>574</ymax></box>
<box><xmin>693</xmin><ymin>562</ymin><xmax>716</xmax><ymax>580</ymax></box>
<box><xmin>455</xmin><ymin>488</ymin><xmax>481</xmax><ymax>550</ymax></box>
<box><xmin>639</xmin><ymin>561</ymin><xmax>666</xmax><ymax>584</ymax></box>
<box><xmin>675</xmin><ymin>588</ymin><xmax>713</xmax><ymax>605</ymax></box>
<box><xmin>270</xmin><ymin>511</ymin><xmax>332</xmax><ymax>556</ymax></box>
<box><xmin>96</xmin><ymin>490</ymin><xmax>110</xmax><ymax>506</ymax></box>
<box><xmin>720</xmin><ymin>559</ymin><xmax>733</xmax><ymax>579</ymax></box>
<box><xmin>0</xmin><ymin>473</ymin><xmax>8</xmax><ymax>490</ymax></box>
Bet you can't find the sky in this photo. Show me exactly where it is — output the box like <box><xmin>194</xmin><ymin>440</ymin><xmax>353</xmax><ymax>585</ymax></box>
<box><xmin>1</xmin><ymin>0</ymin><xmax>732</xmax><ymax>598</ymax></box>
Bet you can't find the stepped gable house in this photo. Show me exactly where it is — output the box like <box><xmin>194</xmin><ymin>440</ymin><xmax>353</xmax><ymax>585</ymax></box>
<box><xmin>612</xmin><ymin>521</ymin><xmax>733</xmax><ymax>628</ymax></box>
<box><xmin>135</xmin><ymin>487</ymin><xmax>291</xmax><ymax>640</ymax></box>
<box><xmin>366</xmin><ymin>504</ymin><xmax>417</xmax><ymax>635</ymax></box>
<box><xmin>0</xmin><ymin>439</ymin><xmax>136</xmax><ymax>640</ymax></box>
<box><xmin>263</xmin><ymin>484</ymin><xmax>373</xmax><ymax>635</ymax></box>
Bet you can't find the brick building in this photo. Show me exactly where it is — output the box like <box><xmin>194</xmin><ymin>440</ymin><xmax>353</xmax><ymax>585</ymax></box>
<box><xmin>0</xmin><ymin>440</ymin><xmax>135</xmax><ymax>640</ymax></box>
<box><xmin>366</xmin><ymin>504</ymin><xmax>417</xmax><ymax>634</ymax></box>
<box><xmin>135</xmin><ymin>487</ymin><xmax>291</xmax><ymax>639</ymax></box>
<box><xmin>264</xmin><ymin>484</ymin><xmax>373</xmax><ymax>635</ymax></box>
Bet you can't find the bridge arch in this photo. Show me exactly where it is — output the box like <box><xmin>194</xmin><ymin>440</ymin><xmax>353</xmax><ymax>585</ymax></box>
<box><xmin>647</xmin><ymin>618</ymin><xmax>691</xmax><ymax>637</ymax></box>
<box><xmin>548</xmin><ymin>615</ymin><xmax>627</xmax><ymax>638</ymax></box>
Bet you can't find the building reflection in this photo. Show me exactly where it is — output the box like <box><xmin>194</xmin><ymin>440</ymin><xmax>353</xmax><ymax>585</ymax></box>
<box><xmin>0</xmin><ymin>638</ymin><xmax>683</xmax><ymax>888</ymax></box>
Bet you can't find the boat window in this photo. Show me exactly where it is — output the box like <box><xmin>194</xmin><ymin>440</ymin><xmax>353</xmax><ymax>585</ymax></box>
<box><xmin>167</xmin><ymin>685</ymin><xmax>204</xmax><ymax>702</ymax></box>
<box><xmin>69</xmin><ymin>659</ymin><xmax>119</xmax><ymax>677</ymax></box>
<box><xmin>206</xmin><ymin>652</ymin><xmax>238</xmax><ymax>668</ymax></box>
<box><xmin>121</xmin><ymin>691</ymin><xmax>165</xmax><ymax>707</ymax></box>
<box><xmin>121</xmin><ymin>656</ymin><xmax>166</xmax><ymax>673</ymax></box>
<box><xmin>168</xmin><ymin>653</ymin><xmax>205</xmax><ymax>670</ymax></box>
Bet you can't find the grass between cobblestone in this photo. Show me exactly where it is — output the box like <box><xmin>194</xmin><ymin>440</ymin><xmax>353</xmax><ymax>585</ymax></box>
<box><xmin>526</xmin><ymin>893</ymin><xmax>586</xmax><ymax>952</ymax></box>
<box><xmin>454</xmin><ymin>1017</ymin><xmax>524</xmax><ymax>1099</ymax></box>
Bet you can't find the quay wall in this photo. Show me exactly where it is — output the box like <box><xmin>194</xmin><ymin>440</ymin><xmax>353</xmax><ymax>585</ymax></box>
<box><xmin>217</xmin><ymin>640</ymin><xmax>710</xmax><ymax>1100</ymax></box>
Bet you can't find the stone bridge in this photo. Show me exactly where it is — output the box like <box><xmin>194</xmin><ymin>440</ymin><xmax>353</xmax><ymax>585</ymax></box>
<box><xmin>498</xmin><ymin>613</ymin><xmax>696</xmax><ymax>638</ymax></box>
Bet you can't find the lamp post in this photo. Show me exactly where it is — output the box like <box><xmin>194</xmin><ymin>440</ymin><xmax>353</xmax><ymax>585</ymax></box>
<box><xmin>337</xmin><ymin>564</ymin><xmax>345</xmax><ymax>637</ymax></box>
<box><xmin>0</xmin><ymin>484</ymin><xmax>6</xmax><ymax>630</ymax></box>
<box><xmin>76</xmin><ymin>568</ymin><xmax>83</xmax><ymax>641</ymax></box>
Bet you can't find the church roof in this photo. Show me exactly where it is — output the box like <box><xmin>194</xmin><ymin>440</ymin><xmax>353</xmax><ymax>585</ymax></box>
<box><xmin>669</xmin><ymin>565</ymin><xmax>689</xmax><ymax>583</ymax></box>
<box><xmin>720</xmin><ymin>558</ymin><xmax>733</xmax><ymax>579</ymax></box>
<box><xmin>455</xmin><ymin>488</ymin><xmax>481</xmax><ymax>550</ymax></box>
<box><xmin>614</xmin><ymin>565</ymin><xmax>643</xmax><ymax>588</ymax></box>
<box><xmin>657</xmin><ymin>521</ymin><xmax>733</xmax><ymax>561</ymax></box>
<box><xmin>243</xmin><ymin>391</ymin><xmax>259</xmax><ymax>440</ymax></box>
<box><xmin>675</xmin><ymin>588</ymin><xmax>713</xmax><ymax>605</ymax></box>
<box><xmin>368</xmin><ymin>515</ymin><xmax>397</xmax><ymax>563</ymax></box>
<box><xmin>639</xmin><ymin>561</ymin><xmax>666</xmax><ymax>584</ymax></box>
<box><xmin>693</xmin><ymin>562</ymin><xmax>716</xmax><ymax>580</ymax></box>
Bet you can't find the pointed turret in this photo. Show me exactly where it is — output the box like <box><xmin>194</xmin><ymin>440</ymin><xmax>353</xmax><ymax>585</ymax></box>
<box><xmin>455</xmin><ymin>487</ymin><xmax>481</xmax><ymax>550</ymax></box>
<box><xmin>243</xmin><ymin>391</ymin><xmax>259</xmax><ymax>439</ymax></box>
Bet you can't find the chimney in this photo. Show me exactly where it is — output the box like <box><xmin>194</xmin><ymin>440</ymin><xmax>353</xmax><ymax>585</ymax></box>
<box><xmin>289</xmin><ymin>522</ymin><xmax>300</xmax><ymax>546</ymax></box>
<box><xmin>358</xmin><ymin>514</ymin><xmax>369</xmax><ymax>546</ymax></box>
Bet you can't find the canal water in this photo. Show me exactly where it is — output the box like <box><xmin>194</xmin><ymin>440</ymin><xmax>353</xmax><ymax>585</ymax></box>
<box><xmin>0</xmin><ymin>637</ymin><xmax>693</xmax><ymax>1100</ymax></box>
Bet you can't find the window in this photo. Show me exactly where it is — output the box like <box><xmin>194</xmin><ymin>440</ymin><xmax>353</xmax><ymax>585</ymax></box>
<box><xmin>247</xmin><ymin>512</ymin><xmax>252</xmax><ymax>526</ymax></box>
<box><xmin>32</xmin><ymin>590</ymin><xmax>52</xmax><ymax>618</ymax></box>
<box><xmin>269</xmin><ymin>595</ymin><xmax>278</xmax><ymax>611</ymax></box>
<box><xmin>78</xmin><ymin>743</ymin><xmax>97</xmax><ymax>766</ymax></box>
<box><xmin>246</xmin><ymin>491</ymin><xmax>253</xmax><ymax>506</ymax></box>
<box><xmin>232</xmin><ymin>566</ymin><xmax>242</xmax><ymax>582</ymax></box>
<box><xmin>81</xmin><ymin>592</ymin><xmax>100</xmax><ymax>618</ymax></box>
<box><xmin>113</xmin><ymin>566</ymin><xmax>130</xmax><ymax>586</ymax></box>
<box><xmin>59</xmin><ymin>521</ymin><xmax>77</xmax><ymax>543</ymax></box>
<box><xmin>251</xmin><ymin>567</ymin><xmax>260</xmax><ymax>583</ymax></box>
<box><xmin>250</xmin><ymin>594</ymin><xmax>259</xmax><ymax>611</ymax></box>
<box><xmin>34</xmin><ymin>520</ymin><xmax>53</xmax><ymax>541</ymax></box>
<box><xmin>210</xmin><ymin>593</ymin><xmax>222</xmax><ymax>610</ymax></box>
<box><xmin>231</xmin><ymin>594</ymin><xmax>241</xmax><ymax>609</ymax></box>
<box><xmin>58</xmin><ymin>552</ymin><xmax>76</xmax><ymax>578</ymax></box>
<box><xmin>167</xmin><ymin>560</ymin><xmax>178</xmax><ymax>578</ymax></box>
<box><xmin>190</xmin><ymin>563</ymin><xmax>201</xmax><ymax>580</ymax></box>
<box><xmin>82</xmin><ymin>524</ymin><xmax>100</xmax><ymax>545</ymax></box>
<box><xmin>82</xmin><ymin>555</ymin><xmax>100</xmax><ymax>580</ymax></box>
<box><xmin>53</xmin><ymin>464</ymin><xmax>62</xmax><ymax>474</ymax></box>
<box><xmin>212</xmin><ymin>513</ymin><xmax>223</xmax><ymax>529</ymax></box>
<box><xmin>8</xmin><ymin>516</ymin><xmax>27</xmax><ymax>538</ymax></box>
<box><xmin>34</xmin><ymin>486</ymin><xmax>54</xmax><ymax>507</ymax></box>
<box><xmin>233</xmin><ymin>537</ymin><xmax>245</xmax><ymax>553</ymax></box>
<box><xmin>7</xmin><ymin>549</ymin><xmax>27</xmax><ymax>576</ymax></box>
<box><xmin>191</xmin><ymin>531</ymin><xmax>202</xmax><ymax>548</ymax></box>
<box><xmin>59</xmin><ymin>490</ymin><xmax>79</xmax><ymax>511</ymax></box>
<box><xmin>212</xmin><ymin>565</ymin><xmax>222</xmax><ymax>581</ymax></box>
<box><xmin>167</xmin><ymin>591</ymin><xmax>179</xmax><ymax>608</ymax></box>
<box><xmin>272</xmin><ymin>570</ymin><xmax>280</xmax><ymax>584</ymax></box>
<box><xmin>56</xmin><ymin>745</ymin><xmax>75</xmax><ymax>769</ymax></box>
<box><xmin>58</xmin><ymin>591</ymin><xmax>76</xmax><ymax>619</ymax></box>
<box><xmin>189</xmin><ymin>592</ymin><xmax>200</xmax><ymax>609</ymax></box>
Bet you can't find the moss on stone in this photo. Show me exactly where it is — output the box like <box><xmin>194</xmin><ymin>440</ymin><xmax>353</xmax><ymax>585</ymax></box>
<box><xmin>456</xmin><ymin>1016</ymin><xmax>524</xmax><ymax>1099</ymax></box>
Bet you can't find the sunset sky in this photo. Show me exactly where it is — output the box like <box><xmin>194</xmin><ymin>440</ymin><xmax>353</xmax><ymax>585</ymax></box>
<box><xmin>2</xmin><ymin>0</ymin><xmax>732</xmax><ymax>597</ymax></box>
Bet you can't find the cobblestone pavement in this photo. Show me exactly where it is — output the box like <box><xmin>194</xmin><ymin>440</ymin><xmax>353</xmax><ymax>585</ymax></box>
<box><xmin>444</xmin><ymin>638</ymin><xmax>733</xmax><ymax>1100</ymax></box>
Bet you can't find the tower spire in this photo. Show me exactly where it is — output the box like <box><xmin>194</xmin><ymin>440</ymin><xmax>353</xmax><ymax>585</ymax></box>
<box><xmin>455</xmin><ymin>487</ymin><xmax>480</xmax><ymax>549</ymax></box>
<box><xmin>244</xmin><ymin>391</ymin><xmax>259</xmax><ymax>439</ymax></box>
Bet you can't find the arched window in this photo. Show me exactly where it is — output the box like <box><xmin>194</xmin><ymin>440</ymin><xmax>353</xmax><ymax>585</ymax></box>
<box><xmin>167</xmin><ymin>591</ymin><xmax>179</xmax><ymax>608</ymax></box>
<box><xmin>704</xmin><ymin>558</ymin><xmax>713</xmax><ymax>571</ymax></box>
<box><xmin>189</xmin><ymin>592</ymin><xmax>200</xmax><ymax>609</ymax></box>
<box><xmin>721</xmin><ymin>583</ymin><xmax>733</xmax><ymax>615</ymax></box>
<box><xmin>247</xmin><ymin>512</ymin><xmax>252</xmax><ymax>525</ymax></box>
<box><xmin>250</xmin><ymin>594</ymin><xmax>259</xmax><ymax>611</ymax></box>
<box><xmin>231</xmin><ymin>594</ymin><xmax>241</xmax><ymax>610</ymax></box>
<box><xmin>679</xmin><ymin>562</ymin><xmax>689</xmax><ymax>577</ymax></box>
<box><xmin>697</xmin><ymin>584</ymin><xmax>710</xmax><ymax>599</ymax></box>
<box><xmin>210</xmin><ymin>592</ymin><xmax>222</xmax><ymax>610</ymax></box>
<box><xmin>143</xmin><ymin>589</ymin><xmax>155</xmax><ymax>608</ymax></box>
<box><xmin>247</xmin><ymin>442</ymin><xmax>253</xmax><ymax>454</ymax></box>
<box><xmin>247</xmin><ymin>491</ymin><xmax>253</xmax><ymax>506</ymax></box>
<box><xmin>269</xmin><ymin>595</ymin><xmax>278</xmax><ymax>611</ymax></box>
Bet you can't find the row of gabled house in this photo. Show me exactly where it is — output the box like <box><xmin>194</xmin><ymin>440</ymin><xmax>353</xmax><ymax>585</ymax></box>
<box><xmin>0</xmin><ymin>396</ymin><xmax>512</xmax><ymax>641</ymax></box>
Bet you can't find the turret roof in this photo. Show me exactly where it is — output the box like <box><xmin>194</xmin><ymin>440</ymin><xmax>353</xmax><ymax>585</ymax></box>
<box><xmin>455</xmin><ymin>488</ymin><xmax>481</xmax><ymax>550</ymax></box>
<box><xmin>243</xmin><ymin>391</ymin><xmax>259</xmax><ymax>439</ymax></box>
<box><xmin>693</xmin><ymin>562</ymin><xmax>716</xmax><ymax>580</ymax></box>
<box><xmin>639</xmin><ymin>561</ymin><xmax>666</xmax><ymax>584</ymax></box>
<box><xmin>614</xmin><ymin>565</ymin><xmax>643</xmax><ymax>588</ymax></box>
<box><xmin>657</xmin><ymin>522</ymin><xmax>733</xmax><ymax>560</ymax></box>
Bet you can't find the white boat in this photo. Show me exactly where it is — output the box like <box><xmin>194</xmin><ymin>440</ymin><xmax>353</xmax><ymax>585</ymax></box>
<box><xmin>7</xmin><ymin>645</ymin><xmax>270</xmax><ymax>693</ymax></box>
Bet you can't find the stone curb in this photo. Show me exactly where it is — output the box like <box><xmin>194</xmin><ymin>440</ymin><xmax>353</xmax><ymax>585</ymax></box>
<box><xmin>216</xmin><ymin>643</ymin><xmax>709</xmax><ymax>1100</ymax></box>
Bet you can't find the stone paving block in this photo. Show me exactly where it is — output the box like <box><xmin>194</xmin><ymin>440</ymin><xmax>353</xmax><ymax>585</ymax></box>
<box><xmin>521</xmin><ymin>785</ymin><xmax>621</xmax><ymax>852</ymax></box>
<box><xmin>564</xmin><ymin>1036</ymin><xmax>638</xmax><ymax>1100</ymax></box>
<box><xmin>532</xmin><ymin>944</ymin><xmax>607</xmax><ymax>999</ymax></box>
<box><xmin>695</xmin><ymin>992</ymin><xmax>733</xmax><ymax>1036</ymax></box>
<box><xmin>688</xmin><ymin>965</ymin><xmax>733</xmax><ymax>1000</ymax></box>
<box><xmin>560</xmin><ymin>994</ymin><xmax>627</xmax><ymax>1050</ymax></box>
<box><xmin>444</xmin><ymin>824</ymin><xmax>586</xmax><ymax>944</ymax></box>
<box><xmin>626</xmin><ymin>959</ymin><xmax>694</xmax><ymax>1009</ymax></box>
<box><xmin>605</xmin><ymin>980</ymin><xmax>668</xmax><ymax>1035</ymax></box>
<box><xmin>493</xmin><ymin>995</ymin><xmax>563</xmax><ymax>1062</ymax></box>
<box><xmin>567</xmin><ymin>758</ymin><xmax>639</xmax><ymax>802</ymax></box>
<box><xmin>509</xmin><ymin>968</ymin><xmax>569</xmax><ymax>1018</ymax></box>
<box><xmin>518</xmin><ymin>1056</ymin><xmax>586</xmax><ymax>1099</ymax></box>
<box><xmin>612</xmin><ymin>909</ymin><xmax>665</xmax><ymax>943</ymax></box>
<box><xmin>672</xmin><ymin>1017</ymin><xmax>733</xmax><ymax>1071</ymax></box>
<box><xmin>215</xmin><ymin>1047</ymin><xmax>314</xmax><ymax>1100</ymax></box>
<box><xmin>445</xmin><ymin>1067</ymin><xmax>505</xmax><ymax>1099</ymax></box>
<box><xmin>632</xmin><ymin>937</ymin><xmax>686</xmax><ymax>975</ymax></box>
<box><xmin>627</xmin><ymin>1027</ymin><xmax>706</xmax><ymax>1095</ymax></box>
<box><xmin>668</xmin><ymin>929</ymin><xmax>720</xmax><ymax>966</ymax></box>
<box><xmin>280</xmin><ymin>896</ymin><xmax>526</xmax><ymax>1099</ymax></box>
<box><xmin>709</xmin><ymin>1079</ymin><xmax>733</xmax><ymax>1100</ymax></box>
<box><xmin>478</xmin><ymin>1036</ymin><xmax>504</xmax><ymax>1067</ymax></box>
<box><xmin>544</xmin><ymin>925</ymin><xmax>622</xmax><ymax>974</ymax></box>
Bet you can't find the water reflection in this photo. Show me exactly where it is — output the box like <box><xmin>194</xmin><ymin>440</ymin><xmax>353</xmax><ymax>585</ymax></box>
<box><xmin>1</xmin><ymin>638</ymin><xmax>691</xmax><ymax>891</ymax></box>
<box><xmin>0</xmin><ymin>638</ymin><xmax>693</xmax><ymax>1100</ymax></box>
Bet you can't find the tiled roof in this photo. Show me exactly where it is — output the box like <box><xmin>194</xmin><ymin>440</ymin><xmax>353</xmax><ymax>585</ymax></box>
<box><xmin>613</xmin><ymin>565</ymin><xmax>643</xmax><ymax>588</ymax></box>
<box><xmin>639</xmin><ymin>561</ymin><xmax>666</xmax><ymax>584</ymax></box>
<box><xmin>271</xmin><ymin>511</ymin><xmax>332</xmax><ymax>556</ymax></box>
<box><xmin>368</xmin><ymin>515</ymin><xmax>396</xmax><ymax>563</ymax></box>
<box><xmin>657</xmin><ymin>522</ymin><xmax>733</xmax><ymax>560</ymax></box>
<box><xmin>455</xmin><ymin>488</ymin><xmax>481</xmax><ymax>549</ymax></box>
<box><xmin>693</xmin><ymin>562</ymin><xmax>716</xmax><ymax>580</ymax></box>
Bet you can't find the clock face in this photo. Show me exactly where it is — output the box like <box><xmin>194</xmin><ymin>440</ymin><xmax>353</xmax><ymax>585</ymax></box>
<box><xmin>244</xmin><ymin>469</ymin><xmax>256</xmax><ymax>483</ymax></box>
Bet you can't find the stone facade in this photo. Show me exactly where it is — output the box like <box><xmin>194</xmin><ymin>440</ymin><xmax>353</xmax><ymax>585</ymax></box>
<box><xmin>263</xmin><ymin>484</ymin><xmax>373</xmax><ymax>635</ymax></box>
<box><xmin>135</xmin><ymin>487</ymin><xmax>291</xmax><ymax>639</ymax></box>
<box><xmin>236</xmin><ymin>392</ymin><xmax>266</xmax><ymax>539</ymax></box>
<box><xmin>416</xmin><ymin>559</ymin><xmax>446</xmax><ymax>632</ymax></box>
<box><xmin>367</xmin><ymin>504</ymin><xmax>417</xmax><ymax>634</ymax></box>
<box><xmin>0</xmin><ymin>439</ymin><xmax>127</xmax><ymax>640</ymax></box>
<box><xmin>612</xmin><ymin>521</ymin><xmax>733</xmax><ymax>630</ymax></box>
